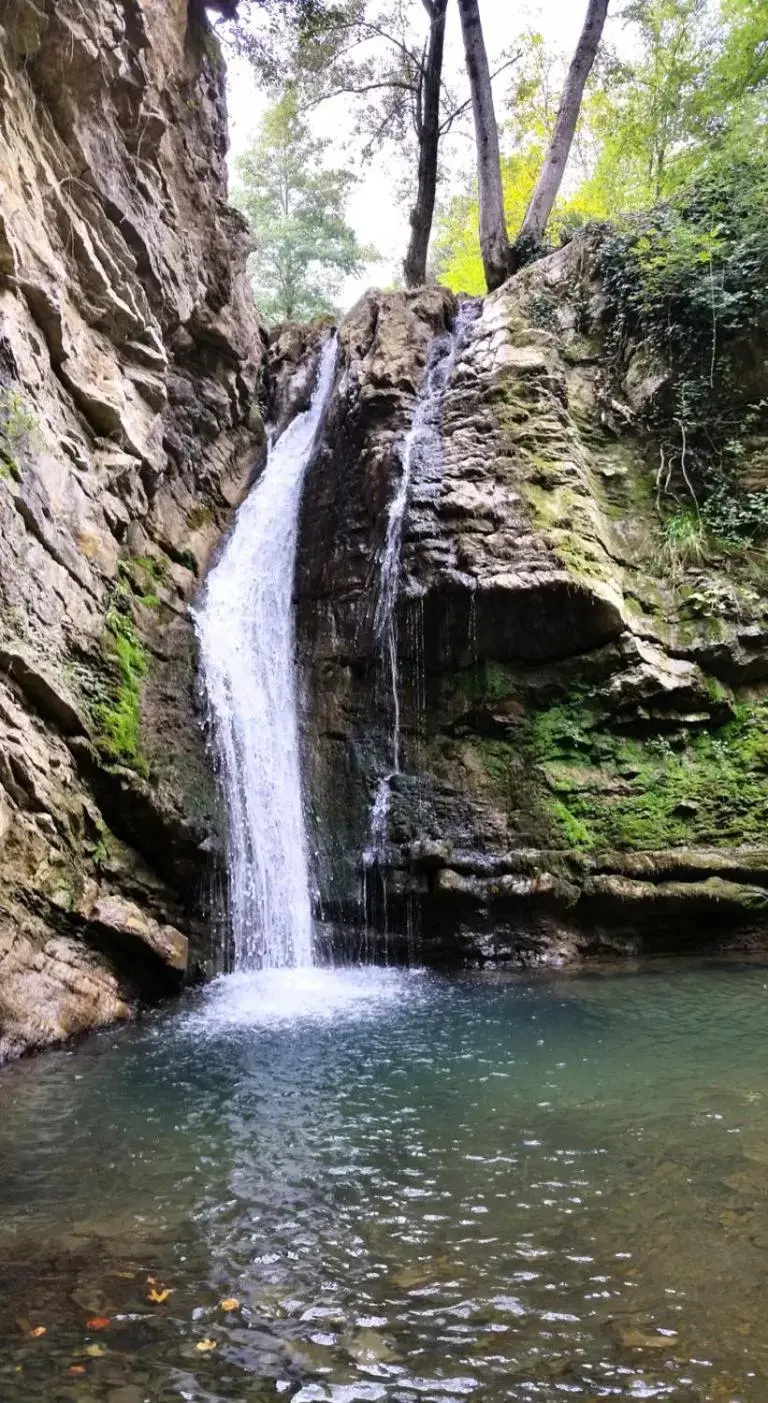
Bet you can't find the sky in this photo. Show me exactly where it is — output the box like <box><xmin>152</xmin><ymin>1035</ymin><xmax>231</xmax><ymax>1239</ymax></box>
<box><xmin>222</xmin><ymin>0</ymin><xmax>630</xmax><ymax>308</ymax></box>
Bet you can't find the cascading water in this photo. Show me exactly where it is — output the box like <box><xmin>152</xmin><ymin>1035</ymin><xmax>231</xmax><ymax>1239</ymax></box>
<box><xmin>194</xmin><ymin>336</ymin><xmax>338</xmax><ymax>971</ymax></box>
<box><xmin>365</xmin><ymin>304</ymin><xmax>477</xmax><ymax>884</ymax></box>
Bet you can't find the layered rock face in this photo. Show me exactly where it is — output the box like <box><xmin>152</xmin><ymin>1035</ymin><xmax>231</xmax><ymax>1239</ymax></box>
<box><xmin>296</xmin><ymin>241</ymin><xmax>768</xmax><ymax>965</ymax></box>
<box><xmin>0</xmin><ymin>0</ymin><xmax>262</xmax><ymax>1058</ymax></box>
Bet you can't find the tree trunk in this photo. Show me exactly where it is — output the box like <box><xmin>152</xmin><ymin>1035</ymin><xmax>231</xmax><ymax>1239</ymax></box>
<box><xmin>457</xmin><ymin>0</ymin><xmax>509</xmax><ymax>292</ymax></box>
<box><xmin>403</xmin><ymin>0</ymin><xmax>448</xmax><ymax>288</ymax></box>
<box><xmin>518</xmin><ymin>0</ymin><xmax>609</xmax><ymax>251</ymax></box>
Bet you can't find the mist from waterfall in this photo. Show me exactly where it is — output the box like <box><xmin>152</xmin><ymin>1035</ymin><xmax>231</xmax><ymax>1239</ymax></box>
<box><xmin>194</xmin><ymin>337</ymin><xmax>338</xmax><ymax>971</ymax></box>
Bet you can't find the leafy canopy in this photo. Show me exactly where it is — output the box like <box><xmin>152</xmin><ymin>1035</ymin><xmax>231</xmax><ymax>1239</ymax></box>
<box><xmin>233</xmin><ymin>90</ymin><xmax>370</xmax><ymax>323</ymax></box>
<box><xmin>434</xmin><ymin>0</ymin><xmax>768</xmax><ymax>295</ymax></box>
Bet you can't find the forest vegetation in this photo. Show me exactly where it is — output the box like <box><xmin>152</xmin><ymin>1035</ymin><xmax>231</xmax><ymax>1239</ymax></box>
<box><xmin>221</xmin><ymin>0</ymin><xmax>767</xmax><ymax>544</ymax></box>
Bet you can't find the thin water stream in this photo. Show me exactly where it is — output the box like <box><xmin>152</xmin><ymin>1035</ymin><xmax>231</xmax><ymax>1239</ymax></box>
<box><xmin>1</xmin><ymin>962</ymin><xmax>768</xmax><ymax>1401</ymax></box>
<box><xmin>365</xmin><ymin>304</ymin><xmax>477</xmax><ymax>885</ymax></box>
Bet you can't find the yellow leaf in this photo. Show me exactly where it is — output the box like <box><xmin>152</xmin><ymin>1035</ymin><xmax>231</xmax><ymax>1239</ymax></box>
<box><xmin>86</xmin><ymin>1343</ymin><xmax>106</xmax><ymax>1358</ymax></box>
<box><xmin>147</xmin><ymin>1287</ymin><xmax>173</xmax><ymax>1304</ymax></box>
<box><xmin>219</xmin><ymin>1298</ymin><xmax>239</xmax><ymax>1312</ymax></box>
<box><xmin>30</xmin><ymin>1326</ymin><xmax>46</xmax><ymax>1338</ymax></box>
<box><xmin>196</xmin><ymin>1338</ymin><xmax>217</xmax><ymax>1353</ymax></box>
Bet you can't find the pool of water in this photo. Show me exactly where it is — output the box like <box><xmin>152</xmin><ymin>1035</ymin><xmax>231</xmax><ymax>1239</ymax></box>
<box><xmin>1</xmin><ymin>960</ymin><xmax>768</xmax><ymax>1402</ymax></box>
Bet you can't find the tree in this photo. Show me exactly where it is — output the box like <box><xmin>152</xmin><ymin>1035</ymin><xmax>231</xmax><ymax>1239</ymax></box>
<box><xmin>294</xmin><ymin>0</ymin><xmax>455</xmax><ymax>288</ymax></box>
<box><xmin>403</xmin><ymin>0</ymin><xmax>448</xmax><ymax>287</ymax></box>
<box><xmin>275</xmin><ymin>0</ymin><xmax>488</xmax><ymax>288</ymax></box>
<box><xmin>580</xmin><ymin>0</ymin><xmax>712</xmax><ymax>212</ymax></box>
<box><xmin>220</xmin><ymin>0</ymin><xmax>516</xmax><ymax>288</ymax></box>
<box><xmin>212</xmin><ymin>0</ymin><xmax>350</xmax><ymax>86</ymax></box>
<box><xmin>233</xmin><ymin>91</ymin><xmax>369</xmax><ymax>322</ymax></box>
<box><xmin>457</xmin><ymin>0</ymin><xmax>510</xmax><ymax>291</ymax></box>
<box><xmin>516</xmin><ymin>0</ymin><xmax>609</xmax><ymax>257</ymax></box>
<box><xmin>434</xmin><ymin>30</ymin><xmax>594</xmax><ymax>293</ymax></box>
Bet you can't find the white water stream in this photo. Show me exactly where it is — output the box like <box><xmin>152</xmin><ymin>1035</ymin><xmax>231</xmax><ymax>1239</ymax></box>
<box><xmin>194</xmin><ymin>337</ymin><xmax>337</xmax><ymax>970</ymax></box>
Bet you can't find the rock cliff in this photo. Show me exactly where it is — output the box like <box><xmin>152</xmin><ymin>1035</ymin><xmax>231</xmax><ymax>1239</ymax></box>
<box><xmin>0</xmin><ymin>0</ymin><xmax>263</xmax><ymax>1059</ymax></box>
<box><xmin>296</xmin><ymin>238</ymin><xmax>768</xmax><ymax>965</ymax></box>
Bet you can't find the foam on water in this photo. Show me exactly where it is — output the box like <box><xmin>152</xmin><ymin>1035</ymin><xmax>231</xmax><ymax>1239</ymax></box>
<box><xmin>182</xmin><ymin>965</ymin><xmax>428</xmax><ymax>1032</ymax></box>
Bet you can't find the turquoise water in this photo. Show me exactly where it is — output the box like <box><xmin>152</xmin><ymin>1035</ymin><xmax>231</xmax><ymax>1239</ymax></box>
<box><xmin>1</xmin><ymin>961</ymin><xmax>768</xmax><ymax>1401</ymax></box>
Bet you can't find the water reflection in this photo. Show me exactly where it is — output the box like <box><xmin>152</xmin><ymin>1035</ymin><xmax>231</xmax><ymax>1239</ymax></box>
<box><xmin>0</xmin><ymin>962</ymin><xmax>767</xmax><ymax>1399</ymax></box>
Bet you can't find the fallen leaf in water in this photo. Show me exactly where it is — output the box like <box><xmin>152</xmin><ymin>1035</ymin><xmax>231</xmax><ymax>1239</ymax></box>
<box><xmin>147</xmin><ymin>1287</ymin><xmax>174</xmax><ymax>1304</ymax></box>
<box><xmin>30</xmin><ymin>1326</ymin><xmax>46</xmax><ymax>1338</ymax></box>
<box><xmin>87</xmin><ymin>1317</ymin><xmax>111</xmax><ymax>1330</ymax></box>
<box><xmin>196</xmin><ymin>1338</ymin><xmax>217</xmax><ymax>1352</ymax></box>
<box><xmin>219</xmin><ymin>1298</ymin><xmax>239</xmax><ymax>1312</ymax></box>
<box><xmin>86</xmin><ymin>1343</ymin><xmax>106</xmax><ymax>1358</ymax></box>
<box><xmin>616</xmin><ymin>1326</ymin><xmax>668</xmax><ymax>1349</ymax></box>
<box><xmin>68</xmin><ymin>1365</ymin><xmax>86</xmax><ymax>1376</ymax></box>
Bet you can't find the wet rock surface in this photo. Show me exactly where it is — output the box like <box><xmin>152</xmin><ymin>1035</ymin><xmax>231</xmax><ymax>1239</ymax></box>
<box><xmin>296</xmin><ymin>241</ymin><xmax>768</xmax><ymax>964</ymax></box>
<box><xmin>0</xmin><ymin>0</ymin><xmax>263</xmax><ymax>1056</ymax></box>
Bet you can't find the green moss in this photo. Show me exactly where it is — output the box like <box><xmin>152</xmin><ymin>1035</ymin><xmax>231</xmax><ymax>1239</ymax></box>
<box><xmin>93</xmin><ymin>609</ymin><xmax>149</xmax><ymax>775</ymax></box>
<box><xmin>175</xmin><ymin>548</ymin><xmax>198</xmax><ymax>575</ymax></box>
<box><xmin>186</xmin><ymin>504</ymin><xmax>216</xmax><ymax>531</ymax></box>
<box><xmin>454</xmin><ymin>660</ymin><xmax>518</xmax><ymax>703</ymax></box>
<box><xmin>0</xmin><ymin>387</ymin><xmax>39</xmax><ymax>480</ymax></box>
<box><xmin>116</xmin><ymin>555</ymin><xmax>168</xmax><ymax>611</ymax></box>
<box><xmin>548</xmin><ymin>798</ymin><xmax>596</xmax><ymax>850</ymax></box>
<box><xmin>522</xmin><ymin>687</ymin><xmax>768</xmax><ymax>851</ymax></box>
<box><xmin>133</xmin><ymin>554</ymin><xmax>168</xmax><ymax>583</ymax></box>
<box><xmin>460</xmin><ymin>673</ymin><xmax>768</xmax><ymax>852</ymax></box>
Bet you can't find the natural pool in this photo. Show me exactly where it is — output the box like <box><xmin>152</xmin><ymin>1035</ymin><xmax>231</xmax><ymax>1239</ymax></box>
<box><xmin>1</xmin><ymin>962</ymin><xmax>768</xmax><ymax>1402</ymax></box>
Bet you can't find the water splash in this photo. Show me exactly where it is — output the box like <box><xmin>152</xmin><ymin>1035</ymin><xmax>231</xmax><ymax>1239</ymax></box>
<box><xmin>194</xmin><ymin>337</ymin><xmax>338</xmax><ymax>971</ymax></box>
<box><xmin>182</xmin><ymin>965</ymin><xmax>428</xmax><ymax>1033</ymax></box>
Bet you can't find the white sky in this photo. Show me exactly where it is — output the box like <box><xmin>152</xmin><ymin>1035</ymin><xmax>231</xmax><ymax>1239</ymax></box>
<box><xmin>223</xmin><ymin>0</ymin><xmax>629</xmax><ymax>307</ymax></box>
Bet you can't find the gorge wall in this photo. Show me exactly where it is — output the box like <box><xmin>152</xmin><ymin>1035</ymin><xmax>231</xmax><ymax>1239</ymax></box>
<box><xmin>0</xmin><ymin>0</ymin><xmax>263</xmax><ymax>1059</ymax></box>
<box><xmin>296</xmin><ymin>241</ymin><xmax>768</xmax><ymax>966</ymax></box>
<box><xmin>1</xmin><ymin>0</ymin><xmax>767</xmax><ymax>1061</ymax></box>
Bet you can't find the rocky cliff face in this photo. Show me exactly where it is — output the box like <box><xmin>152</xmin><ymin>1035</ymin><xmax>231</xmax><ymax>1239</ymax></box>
<box><xmin>0</xmin><ymin>0</ymin><xmax>263</xmax><ymax>1059</ymax></box>
<box><xmin>296</xmin><ymin>238</ymin><xmax>768</xmax><ymax>966</ymax></box>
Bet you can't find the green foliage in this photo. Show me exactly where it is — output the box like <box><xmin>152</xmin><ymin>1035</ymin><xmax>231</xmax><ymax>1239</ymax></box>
<box><xmin>0</xmin><ymin>387</ymin><xmax>39</xmax><ymax>481</ymax></box>
<box><xmin>434</xmin><ymin>30</ymin><xmax>602</xmax><ymax>292</ymax></box>
<box><xmin>662</xmin><ymin>505</ymin><xmax>707</xmax><ymax>576</ymax></box>
<box><xmin>233</xmin><ymin>88</ymin><xmax>370</xmax><ymax>322</ymax></box>
<box><xmin>598</xmin><ymin>149</ymin><xmax>768</xmax><ymax>539</ymax></box>
<box><xmin>436</xmin><ymin>0</ymin><xmax>767</xmax><ymax>296</ymax></box>
<box><xmin>700</xmin><ymin>475</ymin><xmax>768</xmax><ymax>546</ymax></box>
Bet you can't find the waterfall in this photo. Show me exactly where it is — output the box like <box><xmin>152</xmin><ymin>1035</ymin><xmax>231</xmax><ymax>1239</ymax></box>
<box><xmin>194</xmin><ymin>336</ymin><xmax>338</xmax><ymax>971</ymax></box>
<box><xmin>366</xmin><ymin>304</ymin><xmax>477</xmax><ymax>875</ymax></box>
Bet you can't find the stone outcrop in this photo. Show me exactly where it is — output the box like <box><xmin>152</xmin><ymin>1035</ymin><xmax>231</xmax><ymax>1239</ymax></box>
<box><xmin>0</xmin><ymin>0</ymin><xmax>263</xmax><ymax>1057</ymax></box>
<box><xmin>295</xmin><ymin>238</ymin><xmax>768</xmax><ymax>965</ymax></box>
